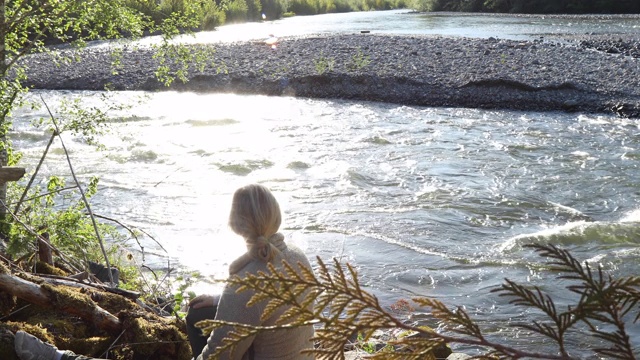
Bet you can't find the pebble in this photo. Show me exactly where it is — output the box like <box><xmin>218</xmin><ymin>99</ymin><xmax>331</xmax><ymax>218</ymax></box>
<box><xmin>18</xmin><ymin>33</ymin><xmax>640</xmax><ymax>117</ymax></box>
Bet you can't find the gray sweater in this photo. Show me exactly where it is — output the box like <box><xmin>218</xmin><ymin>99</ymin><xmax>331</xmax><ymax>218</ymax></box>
<box><xmin>197</xmin><ymin>241</ymin><xmax>315</xmax><ymax>360</ymax></box>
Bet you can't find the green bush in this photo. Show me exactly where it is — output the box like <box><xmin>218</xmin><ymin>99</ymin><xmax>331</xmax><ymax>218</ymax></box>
<box><xmin>261</xmin><ymin>0</ymin><xmax>287</xmax><ymax>20</ymax></box>
<box><xmin>202</xmin><ymin>2</ymin><xmax>227</xmax><ymax>30</ymax></box>
<box><xmin>287</xmin><ymin>0</ymin><xmax>320</xmax><ymax>15</ymax></box>
<box><xmin>158</xmin><ymin>0</ymin><xmax>186</xmax><ymax>17</ymax></box>
<box><xmin>331</xmin><ymin>0</ymin><xmax>355</xmax><ymax>12</ymax></box>
<box><xmin>6</xmin><ymin>175</ymin><xmax>129</xmax><ymax>278</ymax></box>
<box><xmin>246</xmin><ymin>0</ymin><xmax>263</xmax><ymax>21</ymax></box>
<box><xmin>223</xmin><ymin>0</ymin><xmax>249</xmax><ymax>22</ymax></box>
<box><xmin>124</xmin><ymin>0</ymin><xmax>164</xmax><ymax>24</ymax></box>
<box><xmin>125</xmin><ymin>0</ymin><xmax>225</xmax><ymax>31</ymax></box>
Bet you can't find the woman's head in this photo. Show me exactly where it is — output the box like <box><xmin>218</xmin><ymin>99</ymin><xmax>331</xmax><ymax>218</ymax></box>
<box><xmin>228</xmin><ymin>184</ymin><xmax>283</xmax><ymax>271</ymax></box>
<box><xmin>229</xmin><ymin>184</ymin><xmax>282</xmax><ymax>239</ymax></box>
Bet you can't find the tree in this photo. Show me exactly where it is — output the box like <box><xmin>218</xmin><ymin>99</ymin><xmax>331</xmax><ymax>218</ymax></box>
<box><xmin>0</xmin><ymin>0</ymin><xmax>223</xmax><ymax>157</ymax></box>
<box><xmin>0</xmin><ymin>0</ymin><xmax>143</xmax><ymax>239</ymax></box>
<box><xmin>0</xmin><ymin>0</ymin><xmax>220</xmax><ymax>283</ymax></box>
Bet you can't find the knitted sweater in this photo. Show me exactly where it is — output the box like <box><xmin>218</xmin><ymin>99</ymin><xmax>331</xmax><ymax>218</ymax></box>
<box><xmin>197</xmin><ymin>241</ymin><xmax>315</xmax><ymax>360</ymax></box>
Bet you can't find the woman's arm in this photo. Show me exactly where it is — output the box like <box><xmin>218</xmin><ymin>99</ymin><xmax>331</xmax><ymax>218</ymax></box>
<box><xmin>197</xmin><ymin>266</ymin><xmax>265</xmax><ymax>360</ymax></box>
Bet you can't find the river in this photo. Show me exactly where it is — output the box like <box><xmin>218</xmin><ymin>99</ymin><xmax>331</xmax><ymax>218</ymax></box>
<box><xmin>11</xmin><ymin>10</ymin><xmax>640</xmax><ymax>357</ymax></box>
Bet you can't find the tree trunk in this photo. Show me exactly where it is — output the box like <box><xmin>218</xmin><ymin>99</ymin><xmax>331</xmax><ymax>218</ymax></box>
<box><xmin>0</xmin><ymin>0</ymin><xmax>8</xmax><ymax>235</ymax></box>
<box><xmin>1</xmin><ymin>0</ymin><xmax>5</xmax><ymax>75</ymax></box>
<box><xmin>37</xmin><ymin>233</ymin><xmax>54</xmax><ymax>265</ymax></box>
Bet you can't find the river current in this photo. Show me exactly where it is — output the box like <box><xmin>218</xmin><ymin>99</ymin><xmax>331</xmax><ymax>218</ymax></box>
<box><xmin>11</xmin><ymin>10</ymin><xmax>640</xmax><ymax>357</ymax></box>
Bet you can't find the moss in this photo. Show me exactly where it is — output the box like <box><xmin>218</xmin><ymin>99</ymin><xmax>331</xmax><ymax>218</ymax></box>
<box><xmin>66</xmin><ymin>336</ymin><xmax>114</xmax><ymax>357</ymax></box>
<box><xmin>118</xmin><ymin>313</ymin><xmax>191</xmax><ymax>360</ymax></box>
<box><xmin>92</xmin><ymin>290</ymin><xmax>138</xmax><ymax>315</ymax></box>
<box><xmin>42</xmin><ymin>283</ymin><xmax>100</xmax><ymax>313</ymax></box>
<box><xmin>34</xmin><ymin>261</ymin><xmax>68</xmax><ymax>276</ymax></box>
<box><xmin>3</xmin><ymin>283</ymin><xmax>191</xmax><ymax>360</ymax></box>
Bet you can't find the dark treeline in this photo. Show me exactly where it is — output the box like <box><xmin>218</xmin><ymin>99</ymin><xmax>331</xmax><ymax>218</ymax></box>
<box><xmin>125</xmin><ymin>0</ymin><xmax>407</xmax><ymax>32</ymax></box>
<box><xmin>410</xmin><ymin>0</ymin><xmax>640</xmax><ymax>13</ymax></box>
<box><xmin>39</xmin><ymin>0</ymin><xmax>639</xmax><ymax>47</ymax></box>
<box><xmin>94</xmin><ymin>0</ymin><xmax>640</xmax><ymax>39</ymax></box>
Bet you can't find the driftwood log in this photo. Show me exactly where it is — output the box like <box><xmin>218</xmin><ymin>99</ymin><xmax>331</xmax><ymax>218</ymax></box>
<box><xmin>38</xmin><ymin>273</ymin><xmax>141</xmax><ymax>301</ymax></box>
<box><xmin>0</xmin><ymin>260</ymin><xmax>191</xmax><ymax>360</ymax></box>
<box><xmin>0</xmin><ymin>270</ymin><xmax>122</xmax><ymax>332</ymax></box>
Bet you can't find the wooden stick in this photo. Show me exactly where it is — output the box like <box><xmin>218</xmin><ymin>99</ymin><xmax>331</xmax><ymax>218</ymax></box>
<box><xmin>37</xmin><ymin>232</ymin><xmax>53</xmax><ymax>265</ymax></box>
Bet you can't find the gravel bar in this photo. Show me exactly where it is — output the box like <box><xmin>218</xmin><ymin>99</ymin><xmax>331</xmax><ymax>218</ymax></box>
<box><xmin>21</xmin><ymin>33</ymin><xmax>640</xmax><ymax>117</ymax></box>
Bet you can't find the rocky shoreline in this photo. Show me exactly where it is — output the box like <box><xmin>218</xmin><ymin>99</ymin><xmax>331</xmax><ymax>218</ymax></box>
<box><xmin>20</xmin><ymin>32</ymin><xmax>640</xmax><ymax>117</ymax></box>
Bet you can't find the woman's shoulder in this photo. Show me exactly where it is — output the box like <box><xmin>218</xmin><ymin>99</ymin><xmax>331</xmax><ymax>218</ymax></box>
<box><xmin>281</xmin><ymin>242</ymin><xmax>313</xmax><ymax>268</ymax></box>
<box><xmin>227</xmin><ymin>252</ymin><xmax>266</xmax><ymax>276</ymax></box>
<box><xmin>229</xmin><ymin>241</ymin><xmax>312</xmax><ymax>275</ymax></box>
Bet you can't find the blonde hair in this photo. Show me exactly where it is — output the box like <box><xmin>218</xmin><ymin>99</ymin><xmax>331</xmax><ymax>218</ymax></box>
<box><xmin>229</xmin><ymin>184</ymin><xmax>283</xmax><ymax>266</ymax></box>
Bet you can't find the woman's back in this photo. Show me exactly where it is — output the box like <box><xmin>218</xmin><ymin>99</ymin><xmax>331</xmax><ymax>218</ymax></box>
<box><xmin>250</xmin><ymin>243</ymin><xmax>315</xmax><ymax>360</ymax></box>
<box><xmin>197</xmin><ymin>184</ymin><xmax>316</xmax><ymax>360</ymax></box>
<box><xmin>199</xmin><ymin>241</ymin><xmax>315</xmax><ymax>360</ymax></box>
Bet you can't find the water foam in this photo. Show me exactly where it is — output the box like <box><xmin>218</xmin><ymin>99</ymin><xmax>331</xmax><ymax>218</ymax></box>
<box><xmin>500</xmin><ymin>217</ymin><xmax>640</xmax><ymax>253</ymax></box>
<box><xmin>621</xmin><ymin>209</ymin><xmax>640</xmax><ymax>222</ymax></box>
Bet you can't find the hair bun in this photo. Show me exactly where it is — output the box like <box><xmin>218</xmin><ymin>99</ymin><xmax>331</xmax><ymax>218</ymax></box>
<box><xmin>252</xmin><ymin>235</ymin><xmax>272</xmax><ymax>261</ymax></box>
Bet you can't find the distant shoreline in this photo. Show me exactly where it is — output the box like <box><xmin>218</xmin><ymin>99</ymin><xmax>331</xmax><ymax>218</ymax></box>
<box><xmin>408</xmin><ymin>11</ymin><xmax>640</xmax><ymax>19</ymax></box>
<box><xmin>21</xmin><ymin>32</ymin><xmax>640</xmax><ymax>117</ymax></box>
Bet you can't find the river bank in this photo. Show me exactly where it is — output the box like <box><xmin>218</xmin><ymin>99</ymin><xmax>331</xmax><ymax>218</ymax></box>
<box><xmin>20</xmin><ymin>32</ymin><xmax>640</xmax><ymax>117</ymax></box>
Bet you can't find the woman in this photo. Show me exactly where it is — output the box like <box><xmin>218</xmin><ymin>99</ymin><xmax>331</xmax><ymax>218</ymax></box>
<box><xmin>190</xmin><ymin>183</ymin><xmax>315</xmax><ymax>360</ymax></box>
<box><xmin>15</xmin><ymin>184</ymin><xmax>315</xmax><ymax>360</ymax></box>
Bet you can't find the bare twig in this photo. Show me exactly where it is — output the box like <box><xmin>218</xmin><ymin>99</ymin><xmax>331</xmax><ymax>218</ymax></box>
<box><xmin>14</xmin><ymin>129</ymin><xmax>58</xmax><ymax>215</ymax></box>
<box><xmin>91</xmin><ymin>213</ymin><xmax>167</xmax><ymax>254</ymax></box>
<box><xmin>9</xmin><ymin>185</ymin><xmax>81</xmax><ymax>211</ymax></box>
<box><xmin>40</xmin><ymin>95</ymin><xmax>115</xmax><ymax>287</ymax></box>
<box><xmin>101</xmin><ymin>328</ymin><xmax>126</xmax><ymax>358</ymax></box>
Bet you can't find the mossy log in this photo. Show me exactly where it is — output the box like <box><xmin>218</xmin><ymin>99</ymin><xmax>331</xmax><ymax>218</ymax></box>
<box><xmin>0</xmin><ymin>272</ymin><xmax>122</xmax><ymax>332</ymax></box>
<box><xmin>41</xmin><ymin>274</ymin><xmax>141</xmax><ymax>301</ymax></box>
<box><xmin>0</xmin><ymin>262</ymin><xmax>191</xmax><ymax>360</ymax></box>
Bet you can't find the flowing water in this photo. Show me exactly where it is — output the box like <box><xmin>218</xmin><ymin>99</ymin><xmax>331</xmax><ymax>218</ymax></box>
<box><xmin>11</xmin><ymin>10</ymin><xmax>640</xmax><ymax>357</ymax></box>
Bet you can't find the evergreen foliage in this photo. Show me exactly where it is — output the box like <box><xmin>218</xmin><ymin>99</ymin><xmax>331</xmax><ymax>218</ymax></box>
<box><xmin>199</xmin><ymin>243</ymin><xmax>639</xmax><ymax>359</ymax></box>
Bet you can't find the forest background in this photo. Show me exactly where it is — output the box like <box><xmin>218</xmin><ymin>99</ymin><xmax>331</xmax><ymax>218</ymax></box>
<box><xmin>124</xmin><ymin>0</ymin><xmax>640</xmax><ymax>33</ymax></box>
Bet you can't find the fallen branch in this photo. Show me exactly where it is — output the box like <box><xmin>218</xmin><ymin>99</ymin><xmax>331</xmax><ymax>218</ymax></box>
<box><xmin>38</xmin><ymin>273</ymin><xmax>141</xmax><ymax>301</ymax></box>
<box><xmin>0</xmin><ymin>269</ymin><xmax>122</xmax><ymax>332</ymax></box>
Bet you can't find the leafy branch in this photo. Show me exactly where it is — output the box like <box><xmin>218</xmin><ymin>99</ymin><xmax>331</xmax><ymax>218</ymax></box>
<box><xmin>495</xmin><ymin>244</ymin><xmax>640</xmax><ymax>359</ymax></box>
<box><xmin>200</xmin><ymin>243</ymin><xmax>639</xmax><ymax>360</ymax></box>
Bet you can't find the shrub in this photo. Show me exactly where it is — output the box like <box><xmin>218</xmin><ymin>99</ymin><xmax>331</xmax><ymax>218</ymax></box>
<box><xmin>124</xmin><ymin>0</ymin><xmax>165</xmax><ymax>24</ymax></box>
<box><xmin>246</xmin><ymin>0</ymin><xmax>263</xmax><ymax>21</ymax></box>
<box><xmin>158</xmin><ymin>0</ymin><xmax>187</xmax><ymax>17</ymax></box>
<box><xmin>261</xmin><ymin>0</ymin><xmax>287</xmax><ymax>20</ymax></box>
<box><xmin>287</xmin><ymin>0</ymin><xmax>320</xmax><ymax>15</ymax></box>
<box><xmin>202</xmin><ymin>2</ymin><xmax>227</xmax><ymax>30</ymax></box>
<box><xmin>224</xmin><ymin>0</ymin><xmax>250</xmax><ymax>23</ymax></box>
